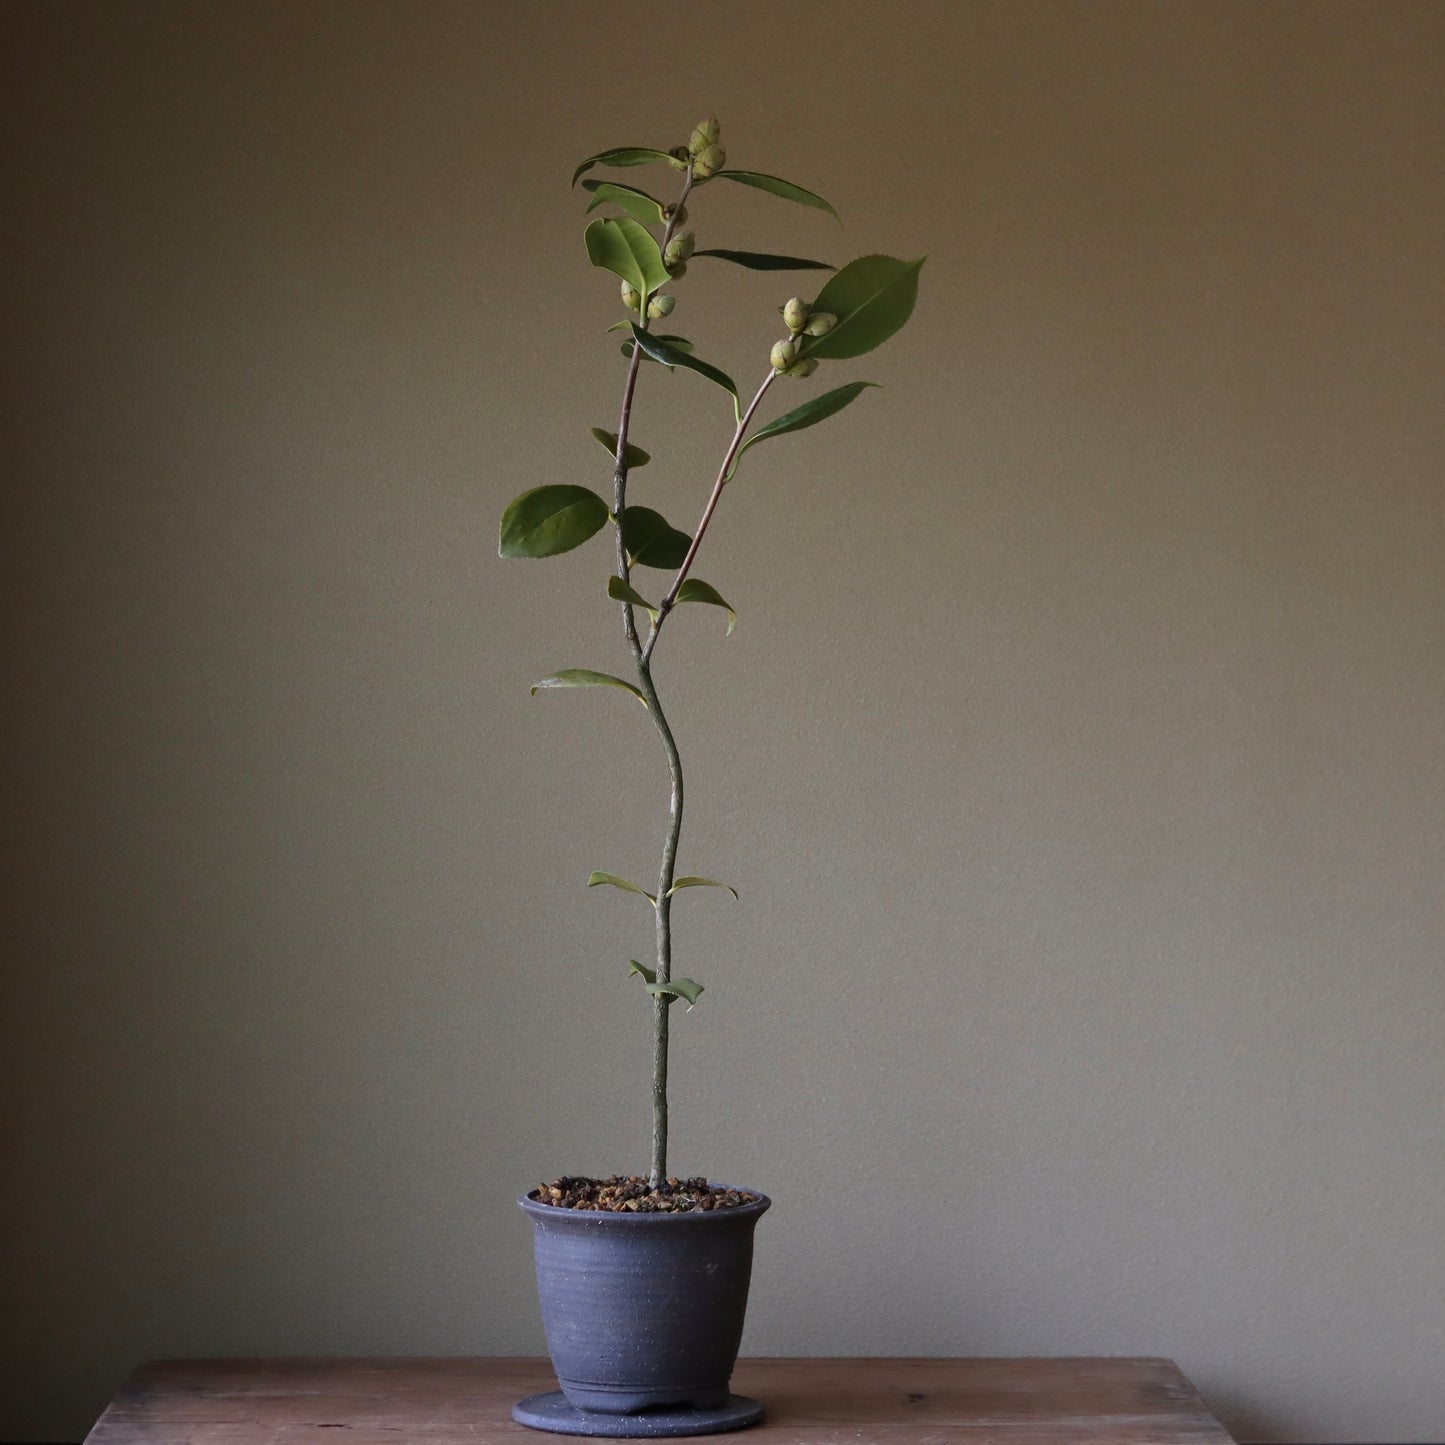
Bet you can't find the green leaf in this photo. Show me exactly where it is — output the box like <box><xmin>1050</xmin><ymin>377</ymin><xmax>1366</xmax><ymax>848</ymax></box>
<box><xmin>585</xmin><ymin>217</ymin><xmax>670</xmax><ymax>297</ymax></box>
<box><xmin>590</xmin><ymin>426</ymin><xmax>650</xmax><ymax>468</ymax></box>
<box><xmin>731</xmin><ymin>383</ymin><xmax>879</xmax><ymax>476</ymax></box>
<box><xmin>801</xmin><ymin>255</ymin><xmax>925</xmax><ymax>360</ymax></box>
<box><xmin>628</xmin><ymin>960</ymin><xmax>657</xmax><ymax>985</ymax></box>
<box><xmin>673</xmin><ymin>579</ymin><xmax>736</xmax><ymax>635</ymax></box>
<box><xmin>530</xmin><ymin>670</ymin><xmax>647</xmax><ymax>706</ymax></box>
<box><xmin>621</xmin><ymin>333</ymin><xmax>695</xmax><ymax>367</ymax></box>
<box><xmin>582</xmin><ymin>180</ymin><xmax>665</xmax><ymax>225</ymax></box>
<box><xmin>711</xmin><ymin>170</ymin><xmax>839</xmax><ymax>219</ymax></box>
<box><xmin>588</xmin><ymin>871</ymin><xmax>657</xmax><ymax>905</ymax></box>
<box><xmin>607</xmin><ymin>575</ymin><xmax>657</xmax><ymax>615</ymax></box>
<box><xmin>629</xmin><ymin>325</ymin><xmax>738</xmax><ymax>416</ymax></box>
<box><xmin>693</xmin><ymin>249</ymin><xmax>834</xmax><ymax>272</ymax></box>
<box><xmin>645</xmin><ymin>978</ymin><xmax>704</xmax><ymax>1007</ymax></box>
<box><xmin>621</xmin><ymin>506</ymin><xmax>692</xmax><ymax>570</ymax></box>
<box><xmin>499</xmin><ymin>485</ymin><xmax>610</xmax><ymax>559</ymax></box>
<box><xmin>572</xmin><ymin>147</ymin><xmax>677</xmax><ymax>187</ymax></box>
<box><xmin>666</xmin><ymin>876</ymin><xmax>738</xmax><ymax>900</ymax></box>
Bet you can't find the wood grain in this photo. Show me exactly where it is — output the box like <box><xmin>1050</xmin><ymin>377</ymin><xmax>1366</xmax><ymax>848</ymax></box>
<box><xmin>84</xmin><ymin>1357</ymin><xmax>1237</xmax><ymax>1443</ymax></box>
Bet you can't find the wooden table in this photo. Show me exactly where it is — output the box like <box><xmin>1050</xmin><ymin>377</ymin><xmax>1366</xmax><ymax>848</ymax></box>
<box><xmin>85</xmin><ymin>1357</ymin><xmax>1238</xmax><ymax>1443</ymax></box>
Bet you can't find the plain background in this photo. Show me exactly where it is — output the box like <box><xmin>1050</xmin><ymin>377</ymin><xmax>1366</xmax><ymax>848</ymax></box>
<box><xmin>3</xmin><ymin>2</ymin><xmax>1442</xmax><ymax>1440</ymax></box>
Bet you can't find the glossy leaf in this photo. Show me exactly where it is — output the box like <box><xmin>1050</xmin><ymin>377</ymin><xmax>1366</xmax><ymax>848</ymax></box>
<box><xmin>711</xmin><ymin>170</ymin><xmax>838</xmax><ymax>219</ymax></box>
<box><xmin>801</xmin><ymin>255</ymin><xmax>925</xmax><ymax>360</ymax></box>
<box><xmin>628</xmin><ymin>960</ymin><xmax>657</xmax><ymax>984</ymax></box>
<box><xmin>673</xmin><ymin>579</ymin><xmax>736</xmax><ymax>635</ymax></box>
<box><xmin>530</xmin><ymin>670</ymin><xmax>647</xmax><ymax>706</ymax></box>
<box><xmin>629</xmin><ymin>325</ymin><xmax>738</xmax><ymax>415</ymax></box>
<box><xmin>692</xmin><ymin>249</ymin><xmax>834</xmax><ymax>272</ymax></box>
<box><xmin>645</xmin><ymin>977</ymin><xmax>704</xmax><ymax>1007</ymax></box>
<box><xmin>499</xmin><ymin>485</ymin><xmax>609</xmax><ymax>558</ymax></box>
<box><xmin>572</xmin><ymin>147</ymin><xmax>676</xmax><ymax>187</ymax></box>
<box><xmin>590</xmin><ymin>426</ymin><xmax>650</xmax><ymax>468</ymax></box>
<box><xmin>732</xmin><ymin>383</ymin><xmax>879</xmax><ymax>476</ymax></box>
<box><xmin>666</xmin><ymin>875</ymin><xmax>738</xmax><ymax>900</ymax></box>
<box><xmin>585</xmin><ymin>217</ymin><xmax>670</xmax><ymax>297</ymax></box>
<box><xmin>588</xmin><ymin>871</ymin><xmax>657</xmax><ymax>904</ymax></box>
<box><xmin>607</xmin><ymin>575</ymin><xmax>657</xmax><ymax>614</ymax></box>
<box><xmin>621</xmin><ymin>333</ymin><xmax>695</xmax><ymax>367</ymax></box>
<box><xmin>582</xmin><ymin>180</ymin><xmax>665</xmax><ymax>225</ymax></box>
<box><xmin>621</xmin><ymin>506</ymin><xmax>692</xmax><ymax>570</ymax></box>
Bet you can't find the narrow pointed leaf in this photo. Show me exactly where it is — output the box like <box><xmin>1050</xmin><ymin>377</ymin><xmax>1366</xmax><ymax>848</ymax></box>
<box><xmin>572</xmin><ymin>147</ymin><xmax>676</xmax><ymax>187</ymax></box>
<box><xmin>590</xmin><ymin>426</ymin><xmax>650</xmax><ymax>468</ymax></box>
<box><xmin>732</xmin><ymin>383</ymin><xmax>879</xmax><ymax>476</ymax></box>
<box><xmin>645</xmin><ymin>978</ymin><xmax>705</xmax><ymax>1007</ymax></box>
<box><xmin>666</xmin><ymin>875</ymin><xmax>738</xmax><ymax>900</ymax></box>
<box><xmin>530</xmin><ymin>670</ymin><xmax>647</xmax><ymax>706</ymax></box>
<box><xmin>673</xmin><ymin>579</ymin><xmax>737</xmax><ymax>635</ymax></box>
<box><xmin>585</xmin><ymin>217</ymin><xmax>670</xmax><ymax>296</ymax></box>
<box><xmin>628</xmin><ymin>960</ymin><xmax>657</xmax><ymax>985</ymax></box>
<box><xmin>629</xmin><ymin>325</ymin><xmax>738</xmax><ymax>414</ymax></box>
<box><xmin>582</xmin><ymin>180</ymin><xmax>665</xmax><ymax>225</ymax></box>
<box><xmin>588</xmin><ymin>871</ymin><xmax>657</xmax><ymax>904</ymax></box>
<box><xmin>800</xmin><ymin>255</ymin><xmax>925</xmax><ymax>360</ymax></box>
<box><xmin>693</xmin><ymin>249</ymin><xmax>834</xmax><ymax>272</ymax></box>
<box><xmin>499</xmin><ymin>485</ymin><xmax>609</xmax><ymax>558</ymax></box>
<box><xmin>711</xmin><ymin>170</ymin><xmax>839</xmax><ymax>219</ymax></box>
<box><xmin>607</xmin><ymin>575</ymin><xmax>657</xmax><ymax>613</ymax></box>
<box><xmin>622</xmin><ymin>506</ymin><xmax>692</xmax><ymax>570</ymax></box>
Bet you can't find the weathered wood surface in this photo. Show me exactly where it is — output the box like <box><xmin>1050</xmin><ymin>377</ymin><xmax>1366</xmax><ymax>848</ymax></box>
<box><xmin>85</xmin><ymin>1356</ymin><xmax>1237</xmax><ymax>1443</ymax></box>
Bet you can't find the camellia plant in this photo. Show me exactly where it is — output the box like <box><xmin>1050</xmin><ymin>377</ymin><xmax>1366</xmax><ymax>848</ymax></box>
<box><xmin>500</xmin><ymin>119</ymin><xmax>921</xmax><ymax>1194</ymax></box>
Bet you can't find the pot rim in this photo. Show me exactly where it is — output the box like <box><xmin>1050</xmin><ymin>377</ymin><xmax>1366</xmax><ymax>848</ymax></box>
<box><xmin>518</xmin><ymin>1184</ymin><xmax>770</xmax><ymax>1223</ymax></box>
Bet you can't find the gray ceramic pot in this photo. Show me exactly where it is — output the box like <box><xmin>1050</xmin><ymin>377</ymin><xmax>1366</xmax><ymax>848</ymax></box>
<box><xmin>519</xmin><ymin>1188</ymin><xmax>771</xmax><ymax>1415</ymax></box>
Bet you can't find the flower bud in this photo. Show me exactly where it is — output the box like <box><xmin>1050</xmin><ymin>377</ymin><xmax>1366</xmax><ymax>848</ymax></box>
<box><xmin>665</xmin><ymin>261</ymin><xmax>688</xmax><ymax>280</ymax></box>
<box><xmin>647</xmin><ymin>293</ymin><xmax>676</xmax><ymax>319</ymax></box>
<box><xmin>770</xmin><ymin>338</ymin><xmax>800</xmax><ymax>372</ymax></box>
<box><xmin>662</xmin><ymin>203</ymin><xmax>689</xmax><ymax>225</ymax></box>
<box><xmin>691</xmin><ymin>143</ymin><xmax>725</xmax><ymax>179</ymax></box>
<box><xmin>664</xmin><ymin>231</ymin><xmax>695</xmax><ymax>267</ymax></box>
<box><xmin>784</xmin><ymin>357</ymin><xmax>819</xmax><ymax>379</ymax></box>
<box><xmin>782</xmin><ymin>297</ymin><xmax>809</xmax><ymax>334</ymax></box>
<box><xmin>688</xmin><ymin>118</ymin><xmax>721</xmax><ymax>156</ymax></box>
<box><xmin>803</xmin><ymin>311</ymin><xmax>838</xmax><ymax>336</ymax></box>
<box><xmin>667</xmin><ymin>145</ymin><xmax>691</xmax><ymax>170</ymax></box>
<box><xmin>620</xmin><ymin>281</ymin><xmax>641</xmax><ymax>312</ymax></box>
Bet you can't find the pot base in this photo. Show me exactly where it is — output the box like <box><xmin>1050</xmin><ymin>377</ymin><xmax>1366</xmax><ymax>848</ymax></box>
<box><xmin>512</xmin><ymin>1391</ymin><xmax>763</xmax><ymax>1437</ymax></box>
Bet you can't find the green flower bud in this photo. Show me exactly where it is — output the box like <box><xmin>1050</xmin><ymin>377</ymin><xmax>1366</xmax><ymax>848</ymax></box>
<box><xmin>770</xmin><ymin>338</ymin><xmax>800</xmax><ymax>372</ymax></box>
<box><xmin>620</xmin><ymin>281</ymin><xmax>641</xmax><ymax>312</ymax></box>
<box><xmin>647</xmin><ymin>293</ymin><xmax>676</xmax><ymax>319</ymax></box>
<box><xmin>784</xmin><ymin>357</ymin><xmax>819</xmax><ymax>379</ymax></box>
<box><xmin>662</xmin><ymin>202</ymin><xmax>689</xmax><ymax>225</ymax></box>
<box><xmin>665</xmin><ymin>260</ymin><xmax>688</xmax><ymax>280</ymax></box>
<box><xmin>803</xmin><ymin>311</ymin><xmax>838</xmax><ymax>336</ymax></box>
<box><xmin>782</xmin><ymin>297</ymin><xmax>809</xmax><ymax>334</ymax></box>
<box><xmin>688</xmin><ymin>118</ymin><xmax>721</xmax><ymax>156</ymax></box>
<box><xmin>667</xmin><ymin>145</ymin><xmax>691</xmax><ymax>170</ymax></box>
<box><xmin>663</xmin><ymin>231</ymin><xmax>695</xmax><ymax>267</ymax></box>
<box><xmin>691</xmin><ymin>143</ymin><xmax>725</xmax><ymax>179</ymax></box>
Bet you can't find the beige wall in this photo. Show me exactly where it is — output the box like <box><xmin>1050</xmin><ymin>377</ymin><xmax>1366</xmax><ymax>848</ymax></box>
<box><xmin>3</xmin><ymin>2</ymin><xmax>1443</xmax><ymax>1440</ymax></box>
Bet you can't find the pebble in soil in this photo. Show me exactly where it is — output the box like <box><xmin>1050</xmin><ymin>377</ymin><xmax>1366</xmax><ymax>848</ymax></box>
<box><xmin>530</xmin><ymin>1175</ymin><xmax>758</xmax><ymax>1213</ymax></box>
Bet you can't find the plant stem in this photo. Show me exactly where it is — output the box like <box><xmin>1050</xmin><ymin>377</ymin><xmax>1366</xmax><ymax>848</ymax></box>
<box><xmin>641</xmin><ymin>368</ymin><xmax>777</xmax><ymax>665</ymax></box>
<box><xmin>609</xmin><ymin>166</ymin><xmax>693</xmax><ymax>1187</ymax></box>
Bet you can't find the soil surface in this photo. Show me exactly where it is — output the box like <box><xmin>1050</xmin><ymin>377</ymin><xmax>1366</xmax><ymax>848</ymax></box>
<box><xmin>529</xmin><ymin>1175</ymin><xmax>759</xmax><ymax>1213</ymax></box>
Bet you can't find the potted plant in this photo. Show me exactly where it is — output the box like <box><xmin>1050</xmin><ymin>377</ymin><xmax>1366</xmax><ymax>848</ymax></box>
<box><xmin>499</xmin><ymin>118</ymin><xmax>922</xmax><ymax>1437</ymax></box>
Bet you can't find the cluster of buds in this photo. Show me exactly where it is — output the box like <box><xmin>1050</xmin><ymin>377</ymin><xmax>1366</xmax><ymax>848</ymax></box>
<box><xmin>620</xmin><ymin>279</ymin><xmax>677</xmax><ymax>320</ymax></box>
<box><xmin>769</xmin><ymin>337</ymin><xmax>816</xmax><ymax>378</ymax></box>
<box><xmin>769</xmin><ymin>296</ymin><xmax>837</xmax><ymax>378</ymax></box>
<box><xmin>687</xmin><ymin>117</ymin><xmax>725</xmax><ymax>179</ymax></box>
